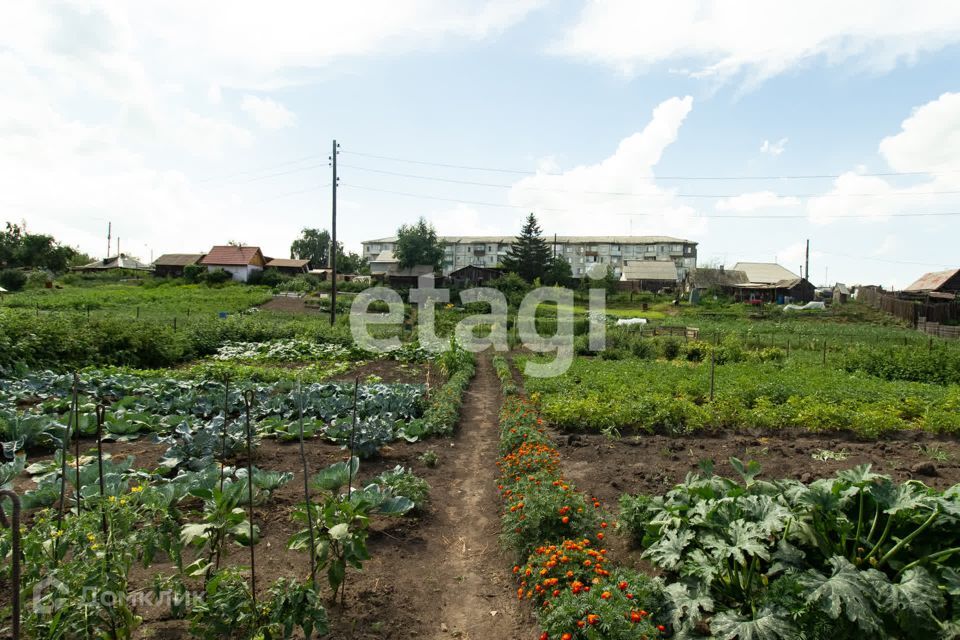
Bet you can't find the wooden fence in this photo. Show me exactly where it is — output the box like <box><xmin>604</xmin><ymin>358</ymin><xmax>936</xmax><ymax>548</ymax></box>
<box><xmin>859</xmin><ymin>287</ymin><xmax>960</xmax><ymax>337</ymax></box>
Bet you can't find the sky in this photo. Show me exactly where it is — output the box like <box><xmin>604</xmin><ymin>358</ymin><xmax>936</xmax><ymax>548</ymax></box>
<box><xmin>1</xmin><ymin>1</ymin><xmax>959</xmax><ymax>288</ymax></box>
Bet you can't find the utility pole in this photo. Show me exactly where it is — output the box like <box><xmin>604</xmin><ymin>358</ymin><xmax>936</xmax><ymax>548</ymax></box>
<box><xmin>804</xmin><ymin>239</ymin><xmax>810</xmax><ymax>283</ymax></box>
<box><xmin>106</xmin><ymin>222</ymin><xmax>111</xmax><ymax>258</ymax></box>
<box><xmin>330</xmin><ymin>140</ymin><xmax>339</xmax><ymax>326</ymax></box>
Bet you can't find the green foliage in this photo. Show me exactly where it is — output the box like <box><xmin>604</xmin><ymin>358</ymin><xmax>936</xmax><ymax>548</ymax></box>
<box><xmin>289</xmin><ymin>457</ymin><xmax>414</xmax><ymax>600</ymax></box>
<box><xmin>375</xmin><ymin>466</ymin><xmax>430</xmax><ymax>511</ymax></box>
<box><xmin>203</xmin><ymin>268</ymin><xmax>232</xmax><ymax>285</ymax></box>
<box><xmin>395</xmin><ymin>217</ymin><xmax>443</xmax><ymax>270</ymax></box>
<box><xmin>415</xmin><ymin>346</ymin><xmax>476</xmax><ymax>437</ymax></box>
<box><xmin>841</xmin><ymin>343</ymin><xmax>960</xmax><ymax>385</ymax></box>
<box><xmin>536</xmin><ymin>569</ymin><xmax>666</xmax><ymax>640</ymax></box>
<box><xmin>544</xmin><ymin>255</ymin><xmax>573</xmax><ymax>286</ymax></box>
<box><xmin>524</xmin><ymin>355</ymin><xmax>957</xmax><ymax>437</ymax></box>
<box><xmin>418</xmin><ymin>449</ymin><xmax>439</xmax><ymax>468</ymax></box>
<box><xmin>0</xmin><ymin>268</ymin><xmax>27</xmax><ymax>292</ymax></box>
<box><xmin>500</xmin><ymin>213</ymin><xmax>551</xmax><ymax>283</ymax></box>
<box><xmin>618</xmin><ymin>462</ymin><xmax>960</xmax><ymax>637</ymax></box>
<box><xmin>0</xmin><ymin>221</ymin><xmax>76</xmax><ymax>272</ymax></box>
<box><xmin>188</xmin><ymin>570</ymin><xmax>328</xmax><ymax>640</ymax></box>
<box><xmin>488</xmin><ymin>271</ymin><xmax>531</xmax><ymax>307</ymax></box>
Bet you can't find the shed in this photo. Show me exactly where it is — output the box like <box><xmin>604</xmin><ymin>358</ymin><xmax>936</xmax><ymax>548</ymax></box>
<box><xmin>903</xmin><ymin>268</ymin><xmax>960</xmax><ymax>295</ymax></box>
<box><xmin>446</xmin><ymin>265</ymin><xmax>503</xmax><ymax>287</ymax></box>
<box><xmin>731</xmin><ymin>277</ymin><xmax>815</xmax><ymax>304</ymax></box>
<box><xmin>152</xmin><ymin>253</ymin><xmax>205</xmax><ymax>278</ymax></box>
<box><xmin>620</xmin><ymin>261</ymin><xmax>679</xmax><ymax>292</ymax></box>
<box><xmin>731</xmin><ymin>262</ymin><xmax>800</xmax><ymax>284</ymax></box>
<box><xmin>73</xmin><ymin>254</ymin><xmax>153</xmax><ymax>273</ymax></box>
<box><xmin>384</xmin><ymin>265</ymin><xmax>439</xmax><ymax>288</ymax></box>
<box><xmin>265</xmin><ymin>258</ymin><xmax>310</xmax><ymax>275</ymax></box>
<box><xmin>199</xmin><ymin>246</ymin><xmax>266</xmax><ymax>283</ymax></box>
<box><xmin>369</xmin><ymin>250</ymin><xmax>400</xmax><ymax>276</ymax></box>
<box><xmin>833</xmin><ymin>283</ymin><xmax>850</xmax><ymax>304</ymax></box>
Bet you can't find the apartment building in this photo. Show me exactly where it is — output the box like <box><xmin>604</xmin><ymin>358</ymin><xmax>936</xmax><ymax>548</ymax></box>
<box><xmin>362</xmin><ymin>235</ymin><xmax>698</xmax><ymax>277</ymax></box>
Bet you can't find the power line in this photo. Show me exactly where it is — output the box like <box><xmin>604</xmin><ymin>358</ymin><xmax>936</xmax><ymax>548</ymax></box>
<box><xmin>196</xmin><ymin>154</ymin><xmax>325</xmax><ymax>184</ymax></box>
<box><xmin>341</xmin><ymin>149</ymin><xmax>959</xmax><ymax>181</ymax></box>
<box><xmin>339</xmin><ymin>162</ymin><xmax>960</xmax><ymax>198</ymax></box>
<box><xmin>251</xmin><ymin>183</ymin><xmax>330</xmax><ymax>204</ymax></box>
<box><xmin>817</xmin><ymin>250</ymin><xmax>954</xmax><ymax>268</ymax></box>
<box><xmin>339</xmin><ymin>182</ymin><xmax>960</xmax><ymax>219</ymax></box>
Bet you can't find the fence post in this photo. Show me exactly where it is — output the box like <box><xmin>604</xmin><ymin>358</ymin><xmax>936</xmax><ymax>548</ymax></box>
<box><xmin>709</xmin><ymin>331</ymin><xmax>718</xmax><ymax>401</ymax></box>
<box><xmin>822</xmin><ymin>338</ymin><xmax>827</xmax><ymax>365</ymax></box>
<box><xmin>136</xmin><ymin>306</ymin><xmax>140</xmax><ymax>320</ymax></box>
<box><xmin>786</xmin><ymin>338</ymin><xmax>790</xmax><ymax>357</ymax></box>
<box><xmin>173</xmin><ymin>316</ymin><xmax>177</xmax><ymax>332</ymax></box>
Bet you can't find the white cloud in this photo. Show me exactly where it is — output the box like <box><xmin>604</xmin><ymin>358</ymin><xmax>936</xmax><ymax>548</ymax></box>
<box><xmin>556</xmin><ymin>1</ymin><xmax>960</xmax><ymax>84</ymax></box>
<box><xmin>760</xmin><ymin>137</ymin><xmax>788</xmax><ymax>156</ymax></box>
<box><xmin>241</xmin><ymin>95</ymin><xmax>296</xmax><ymax>130</ymax></box>
<box><xmin>808</xmin><ymin>92</ymin><xmax>960</xmax><ymax>225</ymax></box>
<box><xmin>879</xmin><ymin>92</ymin><xmax>960</xmax><ymax>176</ymax></box>
<box><xmin>0</xmin><ymin>1</ymin><xmax>540</xmax><ymax>258</ymax></box>
<box><xmin>507</xmin><ymin>96</ymin><xmax>706</xmax><ymax>238</ymax></box>
<box><xmin>716</xmin><ymin>191</ymin><xmax>799</xmax><ymax>212</ymax></box>
<box><xmin>207</xmin><ymin>83</ymin><xmax>223</xmax><ymax>105</ymax></box>
<box><xmin>429</xmin><ymin>204</ymin><xmax>502</xmax><ymax>237</ymax></box>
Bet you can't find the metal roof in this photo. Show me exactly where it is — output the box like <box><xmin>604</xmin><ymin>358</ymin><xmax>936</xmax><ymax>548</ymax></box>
<box><xmin>152</xmin><ymin>253</ymin><xmax>205</xmax><ymax>267</ymax></box>
<box><xmin>364</xmin><ymin>235</ymin><xmax>696</xmax><ymax>245</ymax></box>
<box><xmin>370</xmin><ymin>250</ymin><xmax>399</xmax><ymax>264</ymax></box>
<box><xmin>265</xmin><ymin>258</ymin><xmax>309</xmax><ymax>269</ymax></box>
<box><xmin>903</xmin><ymin>268</ymin><xmax>960</xmax><ymax>293</ymax></box>
<box><xmin>620</xmin><ymin>261</ymin><xmax>679</xmax><ymax>281</ymax></box>
<box><xmin>76</xmin><ymin>254</ymin><xmax>152</xmax><ymax>271</ymax></box>
<box><xmin>690</xmin><ymin>268</ymin><xmax>748</xmax><ymax>288</ymax></box>
<box><xmin>200</xmin><ymin>246</ymin><xmax>263</xmax><ymax>266</ymax></box>
<box><xmin>731</xmin><ymin>262</ymin><xmax>800</xmax><ymax>284</ymax></box>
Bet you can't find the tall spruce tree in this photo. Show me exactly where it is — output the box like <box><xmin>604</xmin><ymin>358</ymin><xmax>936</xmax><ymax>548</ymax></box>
<box><xmin>500</xmin><ymin>213</ymin><xmax>551</xmax><ymax>282</ymax></box>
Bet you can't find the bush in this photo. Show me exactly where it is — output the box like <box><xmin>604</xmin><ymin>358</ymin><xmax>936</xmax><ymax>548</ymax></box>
<box><xmin>0</xmin><ymin>269</ymin><xmax>27</xmax><ymax>292</ymax></box>
<box><xmin>661</xmin><ymin>338</ymin><xmax>681</xmax><ymax>360</ymax></box>
<box><xmin>203</xmin><ymin>269</ymin><xmax>232</xmax><ymax>285</ymax></box>
<box><xmin>500</xmin><ymin>475</ymin><xmax>601</xmax><ymax>560</ymax></box>
<box><xmin>182</xmin><ymin>264</ymin><xmax>206</xmax><ymax>283</ymax></box>
<box><xmin>375</xmin><ymin>466</ymin><xmax>430</xmax><ymax>511</ymax></box>
<box><xmin>535</xmin><ymin>569</ymin><xmax>666</xmax><ymax>640</ymax></box>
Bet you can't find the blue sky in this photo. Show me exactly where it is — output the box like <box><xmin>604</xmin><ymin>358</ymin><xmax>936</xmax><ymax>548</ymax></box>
<box><xmin>2</xmin><ymin>1</ymin><xmax>958</xmax><ymax>287</ymax></box>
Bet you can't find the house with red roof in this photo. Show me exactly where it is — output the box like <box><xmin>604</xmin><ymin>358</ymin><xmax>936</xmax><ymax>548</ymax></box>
<box><xmin>199</xmin><ymin>245</ymin><xmax>266</xmax><ymax>282</ymax></box>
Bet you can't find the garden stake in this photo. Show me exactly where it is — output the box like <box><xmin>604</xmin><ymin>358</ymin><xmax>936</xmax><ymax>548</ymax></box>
<box><xmin>709</xmin><ymin>331</ymin><xmax>717</xmax><ymax>401</ymax></box>
<box><xmin>343</xmin><ymin>376</ymin><xmax>360</xmax><ymax>608</ymax></box>
<box><xmin>56</xmin><ymin>373</ymin><xmax>79</xmax><ymax>557</ymax></box>
<box><xmin>297</xmin><ymin>379</ymin><xmax>318</xmax><ymax>592</ymax></box>
<box><xmin>220</xmin><ymin>378</ymin><xmax>230</xmax><ymax>494</ymax></box>
<box><xmin>96</xmin><ymin>404</ymin><xmax>108</xmax><ymax>535</ymax></box>
<box><xmin>74</xmin><ymin>392</ymin><xmax>82</xmax><ymax>515</ymax></box>
<box><xmin>0</xmin><ymin>489</ymin><xmax>22</xmax><ymax>640</ymax></box>
<box><xmin>347</xmin><ymin>376</ymin><xmax>359</xmax><ymax>501</ymax></box>
<box><xmin>243</xmin><ymin>389</ymin><xmax>257</xmax><ymax>604</ymax></box>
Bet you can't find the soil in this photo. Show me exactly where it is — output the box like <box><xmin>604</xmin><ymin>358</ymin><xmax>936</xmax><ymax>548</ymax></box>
<box><xmin>554</xmin><ymin>429</ymin><xmax>960</xmax><ymax>577</ymax></box>
<box><xmin>336</xmin><ymin>360</ymin><xmax>442</xmax><ymax>386</ymax></box>
<box><xmin>5</xmin><ymin>356</ymin><xmax>532</xmax><ymax>639</ymax></box>
<box><xmin>259</xmin><ymin>296</ymin><xmax>320</xmax><ymax>315</ymax></box>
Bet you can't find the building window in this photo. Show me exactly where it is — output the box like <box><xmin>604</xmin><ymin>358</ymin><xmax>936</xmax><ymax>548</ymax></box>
<box><xmin>369</xmin><ymin>244</ymin><xmax>379</xmax><ymax>253</ymax></box>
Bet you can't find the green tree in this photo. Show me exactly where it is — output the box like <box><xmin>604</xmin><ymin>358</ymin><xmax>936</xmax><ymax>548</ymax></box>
<box><xmin>0</xmin><ymin>222</ymin><xmax>76</xmax><ymax>272</ymax></box>
<box><xmin>290</xmin><ymin>228</ymin><xmax>333</xmax><ymax>268</ymax></box>
<box><xmin>500</xmin><ymin>213</ymin><xmax>551</xmax><ymax>283</ymax></box>
<box><xmin>544</xmin><ymin>255</ymin><xmax>573</xmax><ymax>286</ymax></box>
<box><xmin>395</xmin><ymin>218</ymin><xmax>443</xmax><ymax>271</ymax></box>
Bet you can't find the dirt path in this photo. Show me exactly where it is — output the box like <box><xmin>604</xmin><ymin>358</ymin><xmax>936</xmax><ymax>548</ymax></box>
<box><xmin>423</xmin><ymin>354</ymin><xmax>532</xmax><ymax>640</ymax></box>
